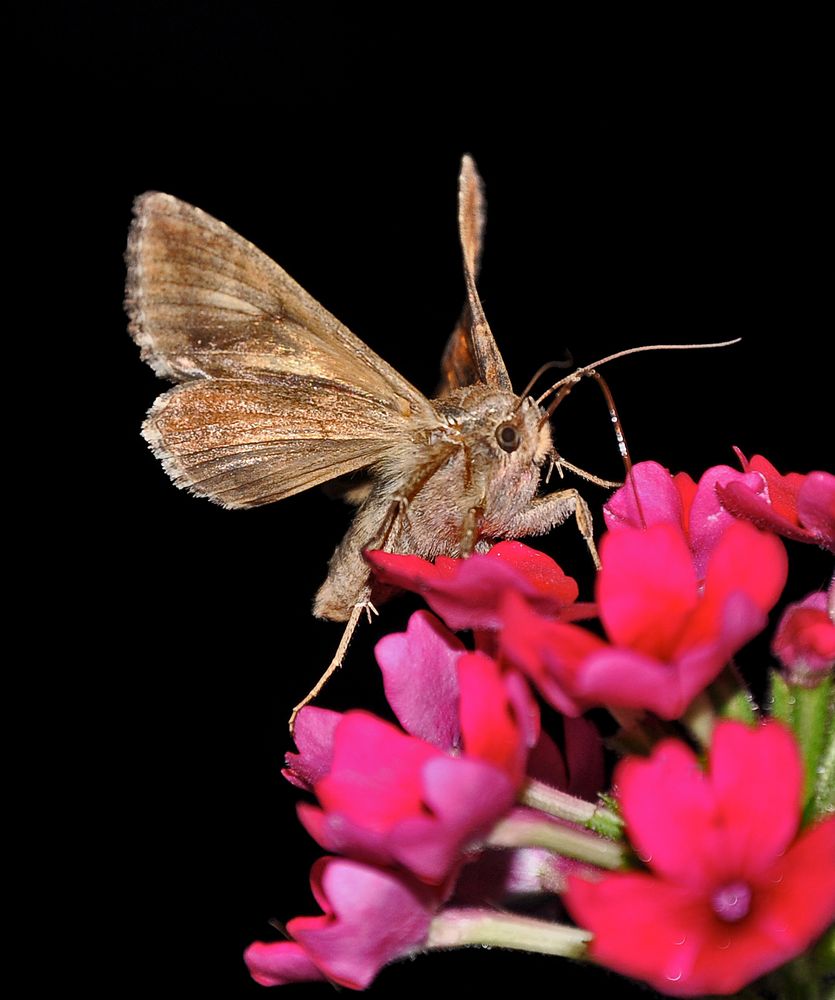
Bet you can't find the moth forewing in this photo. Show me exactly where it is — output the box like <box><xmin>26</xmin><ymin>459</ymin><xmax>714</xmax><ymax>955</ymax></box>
<box><xmin>126</xmin><ymin>190</ymin><xmax>435</xmax><ymax>415</ymax></box>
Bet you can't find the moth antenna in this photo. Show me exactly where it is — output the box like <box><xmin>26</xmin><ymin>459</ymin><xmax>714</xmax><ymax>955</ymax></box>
<box><xmin>535</xmin><ymin>339</ymin><xmax>740</xmax><ymax>407</ymax></box>
<box><xmin>514</xmin><ymin>355</ymin><xmax>574</xmax><ymax>412</ymax></box>
<box><xmin>554</xmin><ymin>371</ymin><xmax>649</xmax><ymax>518</ymax></box>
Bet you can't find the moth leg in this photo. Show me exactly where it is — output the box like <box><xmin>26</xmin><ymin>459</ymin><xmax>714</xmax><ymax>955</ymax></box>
<box><xmin>460</xmin><ymin>505</ymin><xmax>485</xmax><ymax>556</ymax></box>
<box><xmin>504</xmin><ymin>490</ymin><xmax>601</xmax><ymax>569</ymax></box>
<box><xmin>289</xmin><ymin>600</ymin><xmax>369</xmax><ymax>732</ymax></box>
<box><xmin>305</xmin><ymin>446</ymin><xmax>459</xmax><ymax>722</ymax></box>
<box><xmin>369</xmin><ymin>493</ymin><xmax>412</xmax><ymax>552</ymax></box>
<box><xmin>368</xmin><ymin>449</ymin><xmax>457</xmax><ymax>552</ymax></box>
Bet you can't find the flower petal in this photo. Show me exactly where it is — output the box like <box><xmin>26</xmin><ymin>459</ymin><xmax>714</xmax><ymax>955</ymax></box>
<box><xmin>375</xmin><ymin>611</ymin><xmax>464</xmax><ymax>750</ymax></box>
<box><xmin>299</xmin><ymin>710</ymin><xmax>517</xmax><ymax>883</ymax></box>
<box><xmin>751</xmin><ymin>816</ymin><xmax>835</xmax><ymax>964</ymax></box>
<box><xmin>565</xmin><ymin>871</ymin><xmax>713</xmax><ymax>997</ymax></box>
<box><xmin>772</xmin><ymin>590</ymin><xmax>835</xmax><ymax>673</ymax></box>
<box><xmin>283</xmin><ymin>707</ymin><xmax>342</xmax><ymax>790</ymax></box>
<box><xmin>707</xmin><ymin>721</ymin><xmax>803</xmax><ymax>878</ymax></box>
<box><xmin>603</xmin><ymin>461</ymin><xmax>689</xmax><ymax>533</ymax></box>
<box><xmin>315</xmin><ymin>713</ymin><xmax>440</xmax><ymax>830</ymax></box>
<box><xmin>686</xmin><ymin>464</ymin><xmax>766</xmax><ymax>577</ymax></box>
<box><xmin>288</xmin><ymin>858</ymin><xmax>437</xmax><ymax>989</ymax></box>
<box><xmin>616</xmin><ymin>722</ymin><xmax>803</xmax><ymax>887</ymax></box>
<box><xmin>457</xmin><ymin>651</ymin><xmax>527</xmax><ymax>784</ymax></box>
<box><xmin>500</xmin><ymin>591</ymin><xmax>605</xmax><ymax>716</ymax></box>
<box><xmin>244</xmin><ymin>941</ymin><xmax>328</xmax><ymax>987</ymax></box>
<box><xmin>716</xmin><ymin>455</ymin><xmax>833</xmax><ymax>548</ymax></box>
<box><xmin>797</xmin><ymin>470</ymin><xmax>835</xmax><ymax>551</ymax></box>
<box><xmin>597</xmin><ymin>524</ymin><xmax>699</xmax><ymax>658</ymax></box>
<box><xmin>570</xmin><ymin>646</ymin><xmax>720</xmax><ymax>719</ymax></box>
<box><xmin>699</xmin><ymin>520</ymin><xmax>787</xmax><ymax>618</ymax></box>
<box><xmin>366</xmin><ymin>542</ymin><xmax>578</xmax><ymax>631</ymax></box>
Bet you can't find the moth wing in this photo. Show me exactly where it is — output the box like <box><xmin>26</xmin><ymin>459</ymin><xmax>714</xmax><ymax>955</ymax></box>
<box><xmin>126</xmin><ymin>191</ymin><xmax>436</xmax><ymax>425</ymax></box>
<box><xmin>143</xmin><ymin>376</ymin><xmax>422</xmax><ymax>509</ymax></box>
<box><xmin>438</xmin><ymin>155</ymin><xmax>512</xmax><ymax>394</ymax></box>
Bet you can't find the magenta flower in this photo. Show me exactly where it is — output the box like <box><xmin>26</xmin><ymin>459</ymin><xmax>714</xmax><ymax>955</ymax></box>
<box><xmin>245</xmin><ymin>857</ymin><xmax>441</xmax><ymax>989</ymax></box>
<box><xmin>501</xmin><ymin>521</ymin><xmax>788</xmax><ymax>718</ymax></box>
<box><xmin>564</xmin><ymin>721</ymin><xmax>835</xmax><ymax>997</ymax></box>
<box><xmin>604</xmin><ymin>459</ymin><xmax>768</xmax><ymax>578</ymax></box>
<box><xmin>772</xmin><ymin>586</ymin><xmax>835</xmax><ymax>676</ymax></box>
<box><xmin>365</xmin><ymin>540</ymin><xmax>583</xmax><ymax>631</ymax></box>
<box><xmin>716</xmin><ymin>451</ymin><xmax>835</xmax><ymax>552</ymax></box>
<box><xmin>288</xmin><ymin>612</ymin><xmax>529</xmax><ymax>883</ymax></box>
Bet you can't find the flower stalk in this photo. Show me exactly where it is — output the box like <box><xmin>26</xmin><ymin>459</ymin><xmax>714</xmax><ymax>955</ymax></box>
<box><xmin>520</xmin><ymin>778</ymin><xmax>623</xmax><ymax>840</ymax></box>
<box><xmin>427</xmin><ymin>908</ymin><xmax>592</xmax><ymax>958</ymax></box>
<box><xmin>486</xmin><ymin>812</ymin><xmax>627</xmax><ymax>870</ymax></box>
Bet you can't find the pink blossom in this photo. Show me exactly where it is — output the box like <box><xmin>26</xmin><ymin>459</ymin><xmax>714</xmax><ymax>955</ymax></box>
<box><xmin>245</xmin><ymin>858</ymin><xmax>440</xmax><ymax>989</ymax></box>
<box><xmin>772</xmin><ymin>587</ymin><xmax>835</xmax><ymax>675</ymax></box>
<box><xmin>564</xmin><ymin>721</ymin><xmax>835</xmax><ymax>997</ymax></box>
<box><xmin>288</xmin><ymin>612</ymin><xmax>529</xmax><ymax>883</ymax></box>
<box><xmin>604</xmin><ymin>460</ymin><xmax>768</xmax><ymax>577</ymax></box>
<box><xmin>716</xmin><ymin>451</ymin><xmax>835</xmax><ymax>551</ymax></box>
<box><xmin>501</xmin><ymin>521</ymin><xmax>788</xmax><ymax>718</ymax></box>
<box><xmin>365</xmin><ymin>540</ymin><xmax>582</xmax><ymax>631</ymax></box>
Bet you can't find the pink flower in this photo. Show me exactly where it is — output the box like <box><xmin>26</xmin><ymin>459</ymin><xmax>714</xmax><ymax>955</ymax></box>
<box><xmin>716</xmin><ymin>451</ymin><xmax>835</xmax><ymax>552</ymax></box>
<box><xmin>288</xmin><ymin>612</ymin><xmax>529</xmax><ymax>883</ymax></box>
<box><xmin>245</xmin><ymin>857</ymin><xmax>440</xmax><ymax>989</ymax></box>
<box><xmin>772</xmin><ymin>587</ymin><xmax>835</xmax><ymax>676</ymax></box>
<box><xmin>501</xmin><ymin>521</ymin><xmax>788</xmax><ymax>718</ymax></box>
<box><xmin>365</xmin><ymin>540</ymin><xmax>582</xmax><ymax>631</ymax></box>
<box><xmin>564</xmin><ymin>721</ymin><xmax>835</xmax><ymax>997</ymax></box>
<box><xmin>604</xmin><ymin>460</ymin><xmax>768</xmax><ymax>578</ymax></box>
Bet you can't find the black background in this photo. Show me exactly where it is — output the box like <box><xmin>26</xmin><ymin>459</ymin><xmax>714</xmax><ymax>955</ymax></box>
<box><xmin>22</xmin><ymin>5</ymin><xmax>831</xmax><ymax>997</ymax></box>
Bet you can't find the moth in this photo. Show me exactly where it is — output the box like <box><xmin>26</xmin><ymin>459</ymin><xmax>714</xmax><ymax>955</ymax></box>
<box><xmin>126</xmin><ymin>157</ymin><xmax>724</xmax><ymax>718</ymax></box>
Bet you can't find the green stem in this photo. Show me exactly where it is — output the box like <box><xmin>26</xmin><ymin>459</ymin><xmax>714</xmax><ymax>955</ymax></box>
<box><xmin>427</xmin><ymin>907</ymin><xmax>591</xmax><ymax>959</ymax></box>
<box><xmin>486</xmin><ymin>813</ymin><xmax>627</xmax><ymax>870</ymax></box>
<box><xmin>769</xmin><ymin>669</ymin><xmax>794</xmax><ymax>725</ymax></box>
<box><xmin>681</xmin><ymin>692</ymin><xmax>717</xmax><ymax>748</ymax></box>
<box><xmin>794</xmin><ymin>675</ymin><xmax>834</xmax><ymax>821</ymax></box>
<box><xmin>816</xmin><ymin>720</ymin><xmax>835</xmax><ymax>819</ymax></box>
<box><xmin>521</xmin><ymin>778</ymin><xmax>623</xmax><ymax>840</ymax></box>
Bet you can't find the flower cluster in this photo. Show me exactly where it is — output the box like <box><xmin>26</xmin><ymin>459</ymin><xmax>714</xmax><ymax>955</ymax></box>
<box><xmin>248</xmin><ymin>455</ymin><xmax>834</xmax><ymax>996</ymax></box>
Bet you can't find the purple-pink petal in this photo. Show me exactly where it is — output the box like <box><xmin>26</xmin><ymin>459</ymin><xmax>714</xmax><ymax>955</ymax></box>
<box><xmin>773</xmin><ymin>590</ymin><xmax>835</xmax><ymax>673</ymax></box>
<box><xmin>366</xmin><ymin>543</ymin><xmax>578</xmax><ymax>631</ymax></box>
<box><xmin>570</xmin><ymin>590</ymin><xmax>766</xmax><ymax>719</ymax></box>
<box><xmin>797</xmin><ymin>470</ymin><xmax>835</xmax><ymax>551</ymax></box>
<box><xmin>603</xmin><ymin>461</ymin><xmax>687</xmax><ymax>532</ymax></box>
<box><xmin>375</xmin><ymin>611</ymin><xmax>464</xmax><ymax>750</ymax></box>
<box><xmin>244</xmin><ymin>940</ymin><xmax>328</xmax><ymax>987</ymax></box>
<box><xmin>289</xmin><ymin>859</ymin><xmax>437</xmax><ymax>989</ymax></box>
<box><xmin>283</xmin><ymin>707</ymin><xmax>341</xmax><ymax>790</ymax></box>
<box><xmin>299</xmin><ymin>757</ymin><xmax>516</xmax><ymax>884</ymax></box>
<box><xmin>687</xmin><ymin>465</ymin><xmax>766</xmax><ymax>577</ymax></box>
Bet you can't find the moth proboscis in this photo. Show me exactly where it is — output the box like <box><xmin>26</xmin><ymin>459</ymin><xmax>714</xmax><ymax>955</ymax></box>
<box><xmin>125</xmin><ymin>156</ymin><xmax>737</xmax><ymax>727</ymax></box>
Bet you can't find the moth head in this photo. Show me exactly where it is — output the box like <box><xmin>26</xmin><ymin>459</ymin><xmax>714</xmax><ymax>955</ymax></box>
<box><xmin>499</xmin><ymin>395</ymin><xmax>554</xmax><ymax>466</ymax></box>
<box><xmin>464</xmin><ymin>392</ymin><xmax>552</xmax><ymax>468</ymax></box>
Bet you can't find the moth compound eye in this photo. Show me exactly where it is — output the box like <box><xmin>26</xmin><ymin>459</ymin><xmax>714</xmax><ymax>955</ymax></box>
<box><xmin>496</xmin><ymin>422</ymin><xmax>521</xmax><ymax>452</ymax></box>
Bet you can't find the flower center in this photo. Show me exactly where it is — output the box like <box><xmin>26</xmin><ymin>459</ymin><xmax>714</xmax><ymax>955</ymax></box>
<box><xmin>710</xmin><ymin>880</ymin><xmax>753</xmax><ymax>922</ymax></box>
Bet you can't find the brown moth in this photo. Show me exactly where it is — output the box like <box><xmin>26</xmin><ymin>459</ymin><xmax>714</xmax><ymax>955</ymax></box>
<box><xmin>125</xmin><ymin>157</ymin><xmax>608</xmax><ymax>715</ymax></box>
